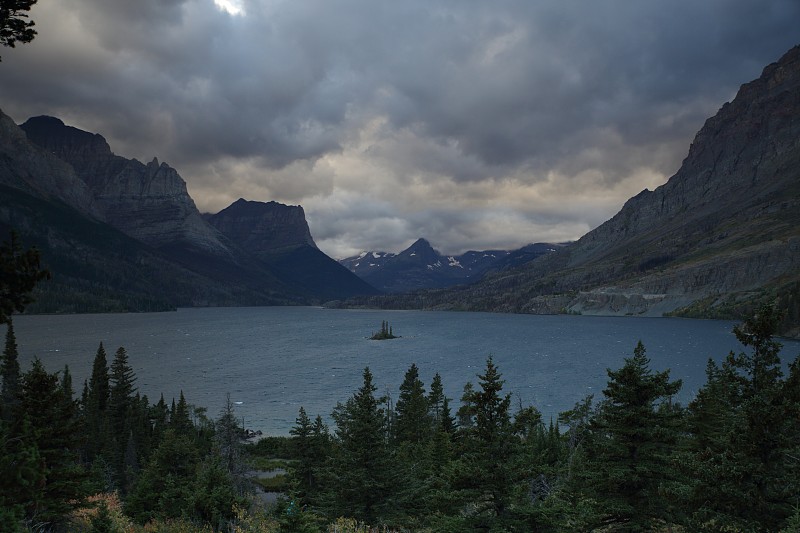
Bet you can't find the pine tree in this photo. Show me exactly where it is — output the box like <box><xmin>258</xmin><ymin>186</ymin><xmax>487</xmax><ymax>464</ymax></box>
<box><xmin>216</xmin><ymin>393</ymin><xmax>243</xmax><ymax>477</ymax></box>
<box><xmin>14</xmin><ymin>358</ymin><xmax>88</xmax><ymax>528</ymax></box>
<box><xmin>151</xmin><ymin>393</ymin><xmax>169</xmax><ymax>448</ymax></box>
<box><xmin>1</xmin><ymin>319</ymin><xmax>21</xmax><ymax>423</ymax></box>
<box><xmin>170</xmin><ymin>390</ymin><xmax>194</xmax><ymax>435</ymax></box>
<box><xmin>456</xmin><ymin>381</ymin><xmax>476</xmax><ymax>429</ymax></box>
<box><xmin>125</xmin><ymin>429</ymin><xmax>201</xmax><ymax>524</ymax></box>
<box><xmin>471</xmin><ymin>356</ymin><xmax>517</xmax><ymax>525</ymax></box>
<box><xmin>0</xmin><ymin>231</ymin><xmax>50</xmax><ymax>325</ymax></box>
<box><xmin>84</xmin><ymin>343</ymin><xmax>111</xmax><ymax>463</ymax></box>
<box><xmin>683</xmin><ymin>304</ymin><xmax>797</xmax><ymax>530</ymax></box>
<box><xmin>291</xmin><ymin>406</ymin><xmax>319</xmax><ymax>505</ymax></box>
<box><xmin>327</xmin><ymin>367</ymin><xmax>394</xmax><ymax>523</ymax></box>
<box><xmin>0</xmin><ymin>417</ymin><xmax>42</xmax><ymax>531</ymax></box>
<box><xmin>108</xmin><ymin>347</ymin><xmax>136</xmax><ymax>490</ymax></box>
<box><xmin>428</xmin><ymin>372</ymin><xmax>445</xmax><ymax>424</ymax></box>
<box><xmin>394</xmin><ymin>363</ymin><xmax>431</xmax><ymax>446</ymax></box>
<box><xmin>583</xmin><ymin>341</ymin><xmax>682</xmax><ymax>531</ymax></box>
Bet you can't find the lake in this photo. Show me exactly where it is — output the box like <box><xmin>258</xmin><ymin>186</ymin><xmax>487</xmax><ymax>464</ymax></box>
<box><xmin>9</xmin><ymin>307</ymin><xmax>800</xmax><ymax>435</ymax></box>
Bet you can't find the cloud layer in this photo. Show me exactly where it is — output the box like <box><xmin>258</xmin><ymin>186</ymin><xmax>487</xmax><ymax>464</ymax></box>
<box><xmin>1</xmin><ymin>0</ymin><xmax>798</xmax><ymax>257</ymax></box>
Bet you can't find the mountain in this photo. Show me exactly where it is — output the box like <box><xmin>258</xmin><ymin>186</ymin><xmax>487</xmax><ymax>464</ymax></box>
<box><xmin>206</xmin><ymin>199</ymin><xmax>379</xmax><ymax>301</ymax></box>
<box><xmin>20</xmin><ymin>116</ymin><xmax>233</xmax><ymax>258</ymax></box>
<box><xmin>0</xmin><ymin>110</ymin><xmax>377</xmax><ymax>311</ymax></box>
<box><xmin>339</xmin><ymin>238</ymin><xmax>559</xmax><ymax>293</ymax></box>
<box><xmin>338</xmin><ymin>45</ymin><xmax>800</xmax><ymax>336</ymax></box>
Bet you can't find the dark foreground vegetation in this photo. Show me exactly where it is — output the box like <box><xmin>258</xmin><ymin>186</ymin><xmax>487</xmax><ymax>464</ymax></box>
<box><xmin>1</xmin><ymin>304</ymin><xmax>798</xmax><ymax>532</ymax></box>
<box><xmin>1</xmin><ymin>233</ymin><xmax>800</xmax><ymax>531</ymax></box>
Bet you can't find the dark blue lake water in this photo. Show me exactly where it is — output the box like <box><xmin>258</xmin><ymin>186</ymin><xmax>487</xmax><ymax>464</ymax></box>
<box><xmin>9</xmin><ymin>307</ymin><xmax>800</xmax><ymax>435</ymax></box>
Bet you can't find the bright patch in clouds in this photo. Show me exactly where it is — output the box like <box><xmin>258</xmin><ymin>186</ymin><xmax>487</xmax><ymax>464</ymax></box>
<box><xmin>213</xmin><ymin>0</ymin><xmax>244</xmax><ymax>16</ymax></box>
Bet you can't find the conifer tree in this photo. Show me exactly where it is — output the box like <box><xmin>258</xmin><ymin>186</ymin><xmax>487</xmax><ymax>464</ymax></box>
<box><xmin>0</xmin><ymin>231</ymin><xmax>50</xmax><ymax>325</ymax></box>
<box><xmin>583</xmin><ymin>341</ymin><xmax>682</xmax><ymax>530</ymax></box>
<box><xmin>84</xmin><ymin>343</ymin><xmax>111</xmax><ymax>462</ymax></box>
<box><xmin>394</xmin><ymin>363</ymin><xmax>430</xmax><ymax>446</ymax></box>
<box><xmin>291</xmin><ymin>406</ymin><xmax>319</xmax><ymax>505</ymax></box>
<box><xmin>327</xmin><ymin>367</ymin><xmax>394</xmax><ymax>524</ymax></box>
<box><xmin>456</xmin><ymin>381</ymin><xmax>476</xmax><ymax>429</ymax></box>
<box><xmin>14</xmin><ymin>358</ymin><xmax>88</xmax><ymax>528</ymax></box>
<box><xmin>125</xmin><ymin>429</ymin><xmax>200</xmax><ymax>524</ymax></box>
<box><xmin>428</xmin><ymin>372</ymin><xmax>445</xmax><ymax>424</ymax></box>
<box><xmin>108</xmin><ymin>347</ymin><xmax>136</xmax><ymax>489</ymax></box>
<box><xmin>216</xmin><ymin>393</ymin><xmax>243</xmax><ymax>478</ymax></box>
<box><xmin>151</xmin><ymin>393</ymin><xmax>169</xmax><ymax>447</ymax></box>
<box><xmin>470</xmin><ymin>356</ymin><xmax>517</xmax><ymax>525</ymax></box>
<box><xmin>1</xmin><ymin>319</ymin><xmax>21</xmax><ymax>422</ymax></box>
<box><xmin>0</xmin><ymin>417</ymin><xmax>42</xmax><ymax>531</ymax></box>
<box><xmin>171</xmin><ymin>390</ymin><xmax>194</xmax><ymax>436</ymax></box>
<box><xmin>683</xmin><ymin>304</ymin><xmax>797</xmax><ymax>530</ymax></box>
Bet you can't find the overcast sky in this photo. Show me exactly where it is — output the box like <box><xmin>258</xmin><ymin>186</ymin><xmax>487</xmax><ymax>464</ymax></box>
<box><xmin>1</xmin><ymin>0</ymin><xmax>798</xmax><ymax>258</ymax></box>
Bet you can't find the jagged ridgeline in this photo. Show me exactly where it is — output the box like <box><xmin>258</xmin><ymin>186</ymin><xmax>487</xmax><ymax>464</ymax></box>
<box><xmin>0</xmin><ymin>114</ymin><xmax>379</xmax><ymax>312</ymax></box>
<box><xmin>339</xmin><ymin>46</ymin><xmax>800</xmax><ymax>337</ymax></box>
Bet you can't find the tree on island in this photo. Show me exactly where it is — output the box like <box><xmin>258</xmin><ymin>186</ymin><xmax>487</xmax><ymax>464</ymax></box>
<box><xmin>370</xmin><ymin>320</ymin><xmax>399</xmax><ymax>340</ymax></box>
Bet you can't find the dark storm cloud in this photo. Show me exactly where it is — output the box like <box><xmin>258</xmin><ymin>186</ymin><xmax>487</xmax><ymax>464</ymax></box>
<box><xmin>0</xmin><ymin>0</ymin><xmax>798</xmax><ymax>257</ymax></box>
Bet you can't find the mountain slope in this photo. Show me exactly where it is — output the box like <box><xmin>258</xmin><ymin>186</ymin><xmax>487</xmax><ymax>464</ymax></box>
<box><xmin>1</xmin><ymin>110</ymin><xmax>374</xmax><ymax>309</ymax></box>
<box><xmin>20</xmin><ymin>116</ymin><xmax>233</xmax><ymax>258</ymax></box>
<box><xmin>206</xmin><ymin>199</ymin><xmax>380</xmax><ymax>301</ymax></box>
<box><xmin>341</xmin><ymin>45</ymin><xmax>800</xmax><ymax>334</ymax></box>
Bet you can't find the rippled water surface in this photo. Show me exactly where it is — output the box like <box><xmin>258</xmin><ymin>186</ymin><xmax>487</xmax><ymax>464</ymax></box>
<box><xmin>10</xmin><ymin>307</ymin><xmax>800</xmax><ymax>434</ymax></box>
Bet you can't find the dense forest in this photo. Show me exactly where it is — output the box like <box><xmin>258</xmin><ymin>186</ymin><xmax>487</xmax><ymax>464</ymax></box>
<box><xmin>1</xmin><ymin>305</ymin><xmax>799</xmax><ymax>531</ymax></box>
<box><xmin>2</xmin><ymin>234</ymin><xmax>800</xmax><ymax>532</ymax></box>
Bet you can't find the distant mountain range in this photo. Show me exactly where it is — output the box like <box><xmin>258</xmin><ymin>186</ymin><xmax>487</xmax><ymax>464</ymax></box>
<box><xmin>3</xmin><ymin>45</ymin><xmax>798</xmax><ymax>336</ymax></box>
<box><xmin>0</xmin><ymin>113</ymin><xmax>378</xmax><ymax>312</ymax></box>
<box><xmin>335</xmin><ymin>45</ymin><xmax>800</xmax><ymax>337</ymax></box>
<box><xmin>339</xmin><ymin>238</ymin><xmax>562</xmax><ymax>293</ymax></box>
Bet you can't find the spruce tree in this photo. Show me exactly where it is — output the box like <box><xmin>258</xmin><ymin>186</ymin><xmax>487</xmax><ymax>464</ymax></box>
<box><xmin>428</xmin><ymin>372</ymin><xmax>444</xmax><ymax>424</ymax></box>
<box><xmin>216</xmin><ymin>393</ymin><xmax>243</xmax><ymax>478</ymax></box>
<box><xmin>125</xmin><ymin>429</ymin><xmax>201</xmax><ymax>524</ymax></box>
<box><xmin>394</xmin><ymin>363</ymin><xmax>430</xmax><ymax>446</ymax></box>
<box><xmin>14</xmin><ymin>358</ymin><xmax>88</xmax><ymax>528</ymax></box>
<box><xmin>327</xmin><ymin>367</ymin><xmax>394</xmax><ymax>524</ymax></box>
<box><xmin>1</xmin><ymin>319</ymin><xmax>21</xmax><ymax>423</ymax></box>
<box><xmin>683</xmin><ymin>305</ymin><xmax>797</xmax><ymax>530</ymax></box>
<box><xmin>291</xmin><ymin>406</ymin><xmax>319</xmax><ymax>505</ymax></box>
<box><xmin>583</xmin><ymin>341</ymin><xmax>682</xmax><ymax>531</ymax></box>
<box><xmin>108</xmin><ymin>347</ymin><xmax>136</xmax><ymax>489</ymax></box>
<box><xmin>0</xmin><ymin>231</ymin><xmax>50</xmax><ymax>325</ymax></box>
<box><xmin>170</xmin><ymin>390</ymin><xmax>194</xmax><ymax>436</ymax></box>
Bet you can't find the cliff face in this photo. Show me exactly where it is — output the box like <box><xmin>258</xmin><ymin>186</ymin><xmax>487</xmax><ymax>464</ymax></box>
<box><xmin>207</xmin><ymin>199</ymin><xmax>379</xmax><ymax>301</ymax></box>
<box><xmin>2</xmin><ymin>111</ymin><xmax>377</xmax><ymax>308</ymax></box>
<box><xmin>20</xmin><ymin>116</ymin><xmax>231</xmax><ymax>257</ymax></box>
<box><xmin>571</xmin><ymin>44</ymin><xmax>800</xmax><ymax>269</ymax></box>
<box><xmin>389</xmin><ymin>45</ymin><xmax>800</xmax><ymax>330</ymax></box>
<box><xmin>560</xmin><ymin>44</ymin><xmax>800</xmax><ymax>315</ymax></box>
<box><xmin>0</xmin><ymin>111</ymin><xmax>100</xmax><ymax>218</ymax></box>
<box><xmin>206</xmin><ymin>198</ymin><xmax>317</xmax><ymax>255</ymax></box>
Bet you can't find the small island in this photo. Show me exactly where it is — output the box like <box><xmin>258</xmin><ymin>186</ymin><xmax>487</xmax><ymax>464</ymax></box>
<box><xmin>370</xmin><ymin>320</ymin><xmax>399</xmax><ymax>340</ymax></box>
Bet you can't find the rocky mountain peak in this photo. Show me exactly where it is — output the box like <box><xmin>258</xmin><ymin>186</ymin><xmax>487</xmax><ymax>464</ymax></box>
<box><xmin>207</xmin><ymin>198</ymin><xmax>317</xmax><ymax>254</ymax></box>
<box><xmin>19</xmin><ymin>115</ymin><xmax>231</xmax><ymax>256</ymax></box>
<box><xmin>0</xmin><ymin>110</ymin><xmax>101</xmax><ymax>218</ymax></box>
<box><xmin>570</xmin><ymin>43</ymin><xmax>800</xmax><ymax>268</ymax></box>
